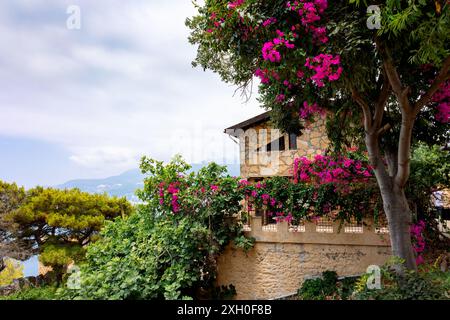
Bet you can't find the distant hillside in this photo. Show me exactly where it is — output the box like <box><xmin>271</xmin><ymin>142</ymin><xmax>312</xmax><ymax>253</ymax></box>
<box><xmin>57</xmin><ymin>169</ymin><xmax>144</xmax><ymax>201</ymax></box>
<box><xmin>57</xmin><ymin>163</ymin><xmax>240</xmax><ymax>201</ymax></box>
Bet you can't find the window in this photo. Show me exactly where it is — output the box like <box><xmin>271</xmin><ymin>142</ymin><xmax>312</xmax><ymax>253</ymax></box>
<box><xmin>289</xmin><ymin>133</ymin><xmax>298</xmax><ymax>150</ymax></box>
<box><xmin>258</xmin><ymin>136</ymin><xmax>286</xmax><ymax>152</ymax></box>
<box><xmin>262</xmin><ymin>210</ymin><xmax>276</xmax><ymax>226</ymax></box>
<box><xmin>255</xmin><ymin>208</ymin><xmax>264</xmax><ymax>217</ymax></box>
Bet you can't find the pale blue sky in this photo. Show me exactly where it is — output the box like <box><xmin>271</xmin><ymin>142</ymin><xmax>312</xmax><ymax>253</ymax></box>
<box><xmin>0</xmin><ymin>0</ymin><xmax>263</xmax><ymax>188</ymax></box>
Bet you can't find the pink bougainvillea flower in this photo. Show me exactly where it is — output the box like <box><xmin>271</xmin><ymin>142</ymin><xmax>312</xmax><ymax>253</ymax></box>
<box><xmin>285</xmin><ymin>42</ymin><xmax>295</xmax><ymax>49</ymax></box>
<box><xmin>410</xmin><ymin>220</ymin><xmax>426</xmax><ymax>265</ymax></box>
<box><xmin>415</xmin><ymin>256</ymin><xmax>425</xmax><ymax>265</ymax></box>
<box><xmin>228</xmin><ymin>0</ymin><xmax>244</xmax><ymax>9</ymax></box>
<box><xmin>305</xmin><ymin>54</ymin><xmax>342</xmax><ymax>87</ymax></box>
<box><xmin>262</xmin><ymin>17</ymin><xmax>277</xmax><ymax>27</ymax></box>
<box><xmin>276</xmin><ymin>94</ymin><xmax>285</xmax><ymax>102</ymax></box>
<box><xmin>171</xmin><ymin>195</ymin><xmax>180</xmax><ymax>213</ymax></box>
<box><xmin>299</xmin><ymin>172</ymin><xmax>309</xmax><ymax>181</ymax></box>
<box><xmin>273</xmin><ymin>38</ymin><xmax>282</xmax><ymax>45</ymax></box>
<box><xmin>436</xmin><ymin>102</ymin><xmax>450</xmax><ymax>123</ymax></box>
<box><xmin>276</xmin><ymin>30</ymin><xmax>284</xmax><ymax>37</ymax></box>
<box><xmin>262</xmin><ymin>41</ymin><xmax>281</xmax><ymax>62</ymax></box>
<box><xmin>362</xmin><ymin>170</ymin><xmax>372</xmax><ymax>177</ymax></box>
<box><xmin>270</xmin><ymin>198</ymin><xmax>277</xmax><ymax>206</ymax></box>
<box><xmin>293</xmin><ymin>152</ymin><xmax>374</xmax><ymax>185</ymax></box>
<box><xmin>254</xmin><ymin>68</ymin><xmax>270</xmax><ymax>84</ymax></box>
<box><xmin>343</xmin><ymin>159</ymin><xmax>353</xmax><ymax>168</ymax></box>
<box><xmin>299</xmin><ymin>101</ymin><xmax>325</xmax><ymax>119</ymax></box>
<box><xmin>239</xmin><ymin>179</ymin><xmax>249</xmax><ymax>186</ymax></box>
<box><xmin>285</xmin><ymin>213</ymin><xmax>293</xmax><ymax>224</ymax></box>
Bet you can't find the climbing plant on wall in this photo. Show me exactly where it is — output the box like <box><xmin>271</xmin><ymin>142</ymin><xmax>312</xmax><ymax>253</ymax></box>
<box><xmin>238</xmin><ymin>149</ymin><xmax>382</xmax><ymax>225</ymax></box>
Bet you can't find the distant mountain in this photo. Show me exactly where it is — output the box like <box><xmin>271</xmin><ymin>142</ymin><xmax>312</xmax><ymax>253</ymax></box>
<box><xmin>57</xmin><ymin>169</ymin><xmax>144</xmax><ymax>201</ymax></box>
<box><xmin>57</xmin><ymin>163</ymin><xmax>240</xmax><ymax>201</ymax></box>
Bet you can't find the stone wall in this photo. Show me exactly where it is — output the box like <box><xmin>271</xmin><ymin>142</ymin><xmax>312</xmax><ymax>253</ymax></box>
<box><xmin>217</xmin><ymin>217</ymin><xmax>391</xmax><ymax>300</ymax></box>
<box><xmin>239</xmin><ymin>116</ymin><xmax>329</xmax><ymax>179</ymax></box>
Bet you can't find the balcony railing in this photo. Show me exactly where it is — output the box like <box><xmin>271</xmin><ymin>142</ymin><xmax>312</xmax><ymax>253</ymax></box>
<box><xmin>242</xmin><ymin>216</ymin><xmax>391</xmax><ymax>247</ymax></box>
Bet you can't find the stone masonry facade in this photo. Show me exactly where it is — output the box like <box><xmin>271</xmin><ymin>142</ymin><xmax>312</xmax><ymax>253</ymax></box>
<box><xmin>221</xmin><ymin>113</ymin><xmax>392</xmax><ymax>300</ymax></box>
<box><xmin>238</xmin><ymin>115</ymin><xmax>329</xmax><ymax>179</ymax></box>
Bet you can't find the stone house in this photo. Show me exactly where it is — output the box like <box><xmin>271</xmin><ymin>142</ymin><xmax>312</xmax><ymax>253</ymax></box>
<box><xmin>225</xmin><ymin>111</ymin><xmax>329</xmax><ymax>180</ymax></box>
<box><xmin>218</xmin><ymin>112</ymin><xmax>392</xmax><ymax>300</ymax></box>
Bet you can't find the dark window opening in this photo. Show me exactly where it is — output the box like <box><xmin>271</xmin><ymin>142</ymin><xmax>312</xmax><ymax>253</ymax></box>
<box><xmin>263</xmin><ymin>210</ymin><xmax>276</xmax><ymax>225</ymax></box>
<box><xmin>289</xmin><ymin>134</ymin><xmax>298</xmax><ymax>150</ymax></box>
<box><xmin>255</xmin><ymin>208</ymin><xmax>264</xmax><ymax>217</ymax></box>
<box><xmin>257</xmin><ymin>136</ymin><xmax>285</xmax><ymax>152</ymax></box>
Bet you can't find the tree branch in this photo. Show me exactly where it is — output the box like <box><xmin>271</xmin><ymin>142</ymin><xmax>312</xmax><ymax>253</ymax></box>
<box><xmin>414</xmin><ymin>55</ymin><xmax>450</xmax><ymax>113</ymax></box>
<box><xmin>365</xmin><ymin>131</ymin><xmax>392</xmax><ymax>189</ymax></box>
<box><xmin>377</xmin><ymin>40</ymin><xmax>417</xmax><ymax>188</ymax></box>
<box><xmin>373</xmin><ymin>71</ymin><xmax>391</xmax><ymax>130</ymax></box>
<box><xmin>395</xmin><ymin>115</ymin><xmax>415</xmax><ymax>188</ymax></box>
<box><xmin>384</xmin><ymin>147</ymin><xmax>398</xmax><ymax>178</ymax></box>
<box><xmin>377</xmin><ymin>123</ymin><xmax>392</xmax><ymax>136</ymax></box>
<box><xmin>378</xmin><ymin>41</ymin><xmax>412</xmax><ymax>115</ymax></box>
<box><xmin>352</xmin><ymin>88</ymin><xmax>372</xmax><ymax>131</ymax></box>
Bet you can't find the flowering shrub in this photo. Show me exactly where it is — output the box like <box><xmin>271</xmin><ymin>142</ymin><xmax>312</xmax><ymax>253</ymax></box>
<box><xmin>141</xmin><ymin>157</ymin><xmax>247</xmax><ymax>224</ymax></box>
<box><xmin>411</xmin><ymin>220</ymin><xmax>426</xmax><ymax>266</ymax></box>
<box><xmin>190</xmin><ymin>0</ymin><xmax>342</xmax><ymax>127</ymax></box>
<box><xmin>140</xmin><ymin>151</ymin><xmax>379</xmax><ymax>227</ymax></box>
<box><xmin>62</xmin><ymin>156</ymin><xmax>254</xmax><ymax>300</ymax></box>
<box><xmin>432</xmin><ymin>80</ymin><xmax>450</xmax><ymax>123</ymax></box>
<box><xmin>293</xmin><ymin>152</ymin><xmax>373</xmax><ymax>187</ymax></box>
<box><xmin>287</xmin><ymin>0</ymin><xmax>328</xmax><ymax>25</ymax></box>
<box><xmin>238</xmin><ymin>151</ymin><xmax>380</xmax><ymax>225</ymax></box>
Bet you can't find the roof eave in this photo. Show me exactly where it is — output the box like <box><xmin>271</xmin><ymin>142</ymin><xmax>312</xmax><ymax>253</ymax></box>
<box><xmin>224</xmin><ymin>111</ymin><xmax>271</xmax><ymax>136</ymax></box>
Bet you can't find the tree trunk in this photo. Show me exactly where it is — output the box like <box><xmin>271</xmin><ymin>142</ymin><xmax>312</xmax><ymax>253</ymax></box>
<box><xmin>353</xmin><ymin>43</ymin><xmax>450</xmax><ymax>272</ymax></box>
<box><xmin>365</xmin><ymin>134</ymin><xmax>417</xmax><ymax>271</ymax></box>
<box><xmin>380</xmin><ymin>186</ymin><xmax>417</xmax><ymax>270</ymax></box>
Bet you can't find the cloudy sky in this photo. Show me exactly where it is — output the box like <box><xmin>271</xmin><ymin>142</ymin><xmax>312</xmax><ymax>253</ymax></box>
<box><xmin>0</xmin><ymin>0</ymin><xmax>263</xmax><ymax>188</ymax></box>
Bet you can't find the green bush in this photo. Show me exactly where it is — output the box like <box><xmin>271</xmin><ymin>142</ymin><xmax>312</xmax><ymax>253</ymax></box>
<box><xmin>353</xmin><ymin>262</ymin><xmax>450</xmax><ymax>300</ymax></box>
<box><xmin>298</xmin><ymin>271</ymin><xmax>338</xmax><ymax>300</ymax></box>
<box><xmin>59</xmin><ymin>157</ymin><xmax>252</xmax><ymax>300</ymax></box>
<box><xmin>337</xmin><ymin>276</ymin><xmax>359</xmax><ymax>300</ymax></box>
<box><xmin>299</xmin><ymin>263</ymin><xmax>449</xmax><ymax>300</ymax></box>
<box><xmin>0</xmin><ymin>286</ymin><xmax>58</xmax><ymax>300</ymax></box>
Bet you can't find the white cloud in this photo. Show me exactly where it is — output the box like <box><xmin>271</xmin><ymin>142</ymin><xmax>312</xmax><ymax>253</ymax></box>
<box><xmin>0</xmin><ymin>0</ymin><xmax>263</xmax><ymax>178</ymax></box>
<box><xmin>69</xmin><ymin>146</ymin><xmax>140</xmax><ymax>170</ymax></box>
